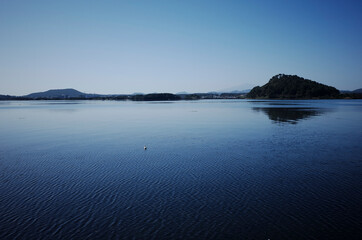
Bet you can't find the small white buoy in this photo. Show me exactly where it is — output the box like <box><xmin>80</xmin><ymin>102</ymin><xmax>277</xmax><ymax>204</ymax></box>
<box><xmin>144</xmin><ymin>145</ymin><xmax>147</xmax><ymax>150</ymax></box>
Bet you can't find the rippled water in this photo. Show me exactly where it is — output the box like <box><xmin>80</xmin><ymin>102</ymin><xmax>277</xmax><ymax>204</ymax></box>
<box><xmin>0</xmin><ymin>100</ymin><xmax>361</xmax><ymax>239</ymax></box>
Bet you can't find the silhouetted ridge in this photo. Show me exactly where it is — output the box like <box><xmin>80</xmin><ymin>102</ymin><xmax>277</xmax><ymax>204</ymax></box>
<box><xmin>247</xmin><ymin>74</ymin><xmax>340</xmax><ymax>99</ymax></box>
<box><xmin>26</xmin><ymin>88</ymin><xmax>85</xmax><ymax>99</ymax></box>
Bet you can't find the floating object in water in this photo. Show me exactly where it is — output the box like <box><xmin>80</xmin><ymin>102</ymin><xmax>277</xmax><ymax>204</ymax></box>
<box><xmin>144</xmin><ymin>146</ymin><xmax>147</xmax><ymax>150</ymax></box>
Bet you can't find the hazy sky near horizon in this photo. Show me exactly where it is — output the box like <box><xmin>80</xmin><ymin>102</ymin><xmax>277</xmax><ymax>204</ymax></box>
<box><xmin>1</xmin><ymin>0</ymin><xmax>361</xmax><ymax>95</ymax></box>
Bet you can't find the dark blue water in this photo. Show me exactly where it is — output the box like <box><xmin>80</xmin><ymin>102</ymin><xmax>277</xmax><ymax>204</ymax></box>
<box><xmin>0</xmin><ymin>100</ymin><xmax>361</xmax><ymax>239</ymax></box>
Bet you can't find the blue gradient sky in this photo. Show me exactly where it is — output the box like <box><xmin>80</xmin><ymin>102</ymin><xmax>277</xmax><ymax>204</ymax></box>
<box><xmin>1</xmin><ymin>0</ymin><xmax>361</xmax><ymax>95</ymax></box>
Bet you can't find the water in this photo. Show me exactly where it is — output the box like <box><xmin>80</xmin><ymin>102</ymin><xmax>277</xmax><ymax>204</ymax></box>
<box><xmin>0</xmin><ymin>100</ymin><xmax>361</xmax><ymax>239</ymax></box>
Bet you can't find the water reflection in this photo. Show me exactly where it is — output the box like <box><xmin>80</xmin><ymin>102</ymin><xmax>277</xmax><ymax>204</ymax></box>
<box><xmin>0</xmin><ymin>100</ymin><xmax>361</xmax><ymax>239</ymax></box>
<box><xmin>253</xmin><ymin>107</ymin><xmax>323</xmax><ymax>124</ymax></box>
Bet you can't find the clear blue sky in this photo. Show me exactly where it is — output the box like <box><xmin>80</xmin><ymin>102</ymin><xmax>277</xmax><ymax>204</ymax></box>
<box><xmin>1</xmin><ymin>0</ymin><xmax>361</xmax><ymax>95</ymax></box>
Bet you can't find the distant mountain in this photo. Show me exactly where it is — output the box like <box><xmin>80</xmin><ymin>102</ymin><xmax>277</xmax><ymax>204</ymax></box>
<box><xmin>226</xmin><ymin>89</ymin><xmax>251</xmax><ymax>94</ymax></box>
<box><xmin>177</xmin><ymin>90</ymin><xmax>250</xmax><ymax>95</ymax></box>
<box><xmin>247</xmin><ymin>74</ymin><xmax>340</xmax><ymax>99</ymax></box>
<box><xmin>340</xmin><ymin>88</ymin><xmax>362</xmax><ymax>94</ymax></box>
<box><xmin>218</xmin><ymin>83</ymin><xmax>254</xmax><ymax>94</ymax></box>
<box><xmin>24</xmin><ymin>88</ymin><xmax>111</xmax><ymax>99</ymax></box>
<box><xmin>340</xmin><ymin>90</ymin><xmax>352</xmax><ymax>93</ymax></box>
<box><xmin>131</xmin><ymin>92</ymin><xmax>145</xmax><ymax>95</ymax></box>
<box><xmin>176</xmin><ymin>91</ymin><xmax>189</xmax><ymax>95</ymax></box>
<box><xmin>339</xmin><ymin>88</ymin><xmax>362</xmax><ymax>99</ymax></box>
<box><xmin>25</xmin><ymin>88</ymin><xmax>87</xmax><ymax>99</ymax></box>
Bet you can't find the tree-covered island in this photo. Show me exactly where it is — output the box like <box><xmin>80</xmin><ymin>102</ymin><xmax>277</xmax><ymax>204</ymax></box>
<box><xmin>247</xmin><ymin>74</ymin><xmax>340</xmax><ymax>99</ymax></box>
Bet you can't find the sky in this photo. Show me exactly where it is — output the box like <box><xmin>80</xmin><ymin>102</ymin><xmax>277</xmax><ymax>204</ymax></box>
<box><xmin>0</xmin><ymin>0</ymin><xmax>361</xmax><ymax>95</ymax></box>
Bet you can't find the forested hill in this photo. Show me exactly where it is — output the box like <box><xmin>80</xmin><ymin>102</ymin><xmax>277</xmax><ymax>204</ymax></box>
<box><xmin>26</xmin><ymin>89</ymin><xmax>86</xmax><ymax>99</ymax></box>
<box><xmin>131</xmin><ymin>93</ymin><xmax>181</xmax><ymax>101</ymax></box>
<box><xmin>247</xmin><ymin>74</ymin><xmax>340</xmax><ymax>99</ymax></box>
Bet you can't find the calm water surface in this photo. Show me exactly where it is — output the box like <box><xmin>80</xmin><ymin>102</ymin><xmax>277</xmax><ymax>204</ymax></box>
<box><xmin>0</xmin><ymin>100</ymin><xmax>361</xmax><ymax>239</ymax></box>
